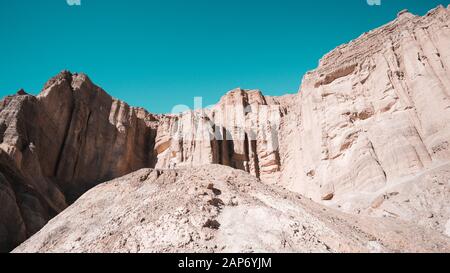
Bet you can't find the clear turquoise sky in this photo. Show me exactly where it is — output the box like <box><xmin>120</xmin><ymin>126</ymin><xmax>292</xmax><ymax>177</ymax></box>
<box><xmin>1</xmin><ymin>0</ymin><xmax>449</xmax><ymax>113</ymax></box>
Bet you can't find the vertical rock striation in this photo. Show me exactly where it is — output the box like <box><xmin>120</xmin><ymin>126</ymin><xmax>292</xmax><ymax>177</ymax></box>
<box><xmin>154</xmin><ymin>89</ymin><xmax>286</xmax><ymax>182</ymax></box>
<box><xmin>282</xmin><ymin>6</ymin><xmax>450</xmax><ymax>202</ymax></box>
<box><xmin>1</xmin><ymin>5</ymin><xmax>450</xmax><ymax>252</ymax></box>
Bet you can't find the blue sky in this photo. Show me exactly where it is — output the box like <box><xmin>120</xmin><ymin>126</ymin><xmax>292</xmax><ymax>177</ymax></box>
<box><xmin>1</xmin><ymin>0</ymin><xmax>449</xmax><ymax>113</ymax></box>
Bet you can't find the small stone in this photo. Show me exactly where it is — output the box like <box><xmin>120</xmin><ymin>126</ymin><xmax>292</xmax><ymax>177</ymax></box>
<box><xmin>371</xmin><ymin>195</ymin><xmax>386</xmax><ymax>209</ymax></box>
<box><xmin>203</xmin><ymin>219</ymin><xmax>221</xmax><ymax>230</ymax></box>
<box><xmin>321</xmin><ymin>183</ymin><xmax>335</xmax><ymax>201</ymax></box>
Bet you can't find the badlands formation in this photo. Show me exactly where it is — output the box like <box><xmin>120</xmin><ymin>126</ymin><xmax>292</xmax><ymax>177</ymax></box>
<box><xmin>1</xmin><ymin>6</ymin><xmax>450</xmax><ymax>252</ymax></box>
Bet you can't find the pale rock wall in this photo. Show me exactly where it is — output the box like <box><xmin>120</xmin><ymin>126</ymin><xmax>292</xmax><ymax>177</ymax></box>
<box><xmin>153</xmin><ymin>88</ymin><xmax>286</xmax><ymax>182</ymax></box>
<box><xmin>286</xmin><ymin>6</ymin><xmax>450</xmax><ymax>200</ymax></box>
<box><xmin>1</xmin><ymin>5</ymin><xmax>450</xmax><ymax>252</ymax></box>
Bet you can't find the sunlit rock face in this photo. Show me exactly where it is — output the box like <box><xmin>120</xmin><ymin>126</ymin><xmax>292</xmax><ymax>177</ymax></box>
<box><xmin>154</xmin><ymin>7</ymin><xmax>450</xmax><ymax>204</ymax></box>
<box><xmin>1</xmin><ymin>5</ymin><xmax>450</xmax><ymax>252</ymax></box>
<box><xmin>287</xmin><ymin>6</ymin><xmax>450</xmax><ymax>200</ymax></box>
<box><xmin>278</xmin><ymin>6</ymin><xmax>450</xmax><ymax>236</ymax></box>
<box><xmin>154</xmin><ymin>88</ymin><xmax>288</xmax><ymax>183</ymax></box>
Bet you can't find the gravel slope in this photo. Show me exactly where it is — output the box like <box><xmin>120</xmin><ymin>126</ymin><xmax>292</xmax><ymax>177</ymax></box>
<box><xmin>13</xmin><ymin>165</ymin><xmax>450</xmax><ymax>253</ymax></box>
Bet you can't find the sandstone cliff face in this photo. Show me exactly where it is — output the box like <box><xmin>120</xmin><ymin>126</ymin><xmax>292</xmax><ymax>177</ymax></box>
<box><xmin>280</xmin><ymin>6</ymin><xmax>450</xmax><ymax>210</ymax></box>
<box><xmin>0</xmin><ymin>72</ymin><xmax>158</xmax><ymax>251</ymax></box>
<box><xmin>154</xmin><ymin>6</ymin><xmax>450</xmax><ymax>209</ymax></box>
<box><xmin>153</xmin><ymin>89</ymin><xmax>287</xmax><ymax>183</ymax></box>
<box><xmin>1</xmin><ymin>6</ymin><xmax>450</xmax><ymax>252</ymax></box>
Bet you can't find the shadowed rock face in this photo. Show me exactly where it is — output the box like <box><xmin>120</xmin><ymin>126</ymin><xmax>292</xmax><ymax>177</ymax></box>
<box><xmin>0</xmin><ymin>72</ymin><xmax>159</xmax><ymax>252</ymax></box>
<box><xmin>1</xmin><ymin>6</ymin><xmax>450</xmax><ymax>252</ymax></box>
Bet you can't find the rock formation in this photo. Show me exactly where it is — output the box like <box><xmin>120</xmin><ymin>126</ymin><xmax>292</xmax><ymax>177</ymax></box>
<box><xmin>12</xmin><ymin>165</ymin><xmax>450</xmax><ymax>253</ymax></box>
<box><xmin>153</xmin><ymin>89</ymin><xmax>288</xmax><ymax>182</ymax></box>
<box><xmin>287</xmin><ymin>5</ymin><xmax>450</xmax><ymax>199</ymax></box>
<box><xmin>282</xmin><ymin>6</ymin><xmax>450</xmax><ymax>237</ymax></box>
<box><xmin>1</xmin><ymin>5</ymin><xmax>450</xmax><ymax>252</ymax></box>
<box><xmin>0</xmin><ymin>72</ymin><xmax>159</xmax><ymax>252</ymax></box>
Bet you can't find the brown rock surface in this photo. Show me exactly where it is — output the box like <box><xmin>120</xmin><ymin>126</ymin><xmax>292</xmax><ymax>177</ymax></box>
<box><xmin>0</xmin><ymin>72</ymin><xmax>159</xmax><ymax>251</ymax></box>
<box><xmin>12</xmin><ymin>165</ymin><xmax>450</xmax><ymax>253</ymax></box>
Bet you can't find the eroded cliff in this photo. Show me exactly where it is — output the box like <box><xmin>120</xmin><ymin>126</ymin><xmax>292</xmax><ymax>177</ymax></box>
<box><xmin>1</xmin><ymin>5</ymin><xmax>450</xmax><ymax>252</ymax></box>
<box><xmin>0</xmin><ymin>72</ymin><xmax>159</xmax><ymax>251</ymax></box>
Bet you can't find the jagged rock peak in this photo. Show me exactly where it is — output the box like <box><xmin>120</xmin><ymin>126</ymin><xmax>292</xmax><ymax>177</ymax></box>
<box><xmin>397</xmin><ymin>9</ymin><xmax>412</xmax><ymax>18</ymax></box>
<box><xmin>42</xmin><ymin>70</ymin><xmax>73</xmax><ymax>90</ymax></box>
<box><xmin>218</xmin><ymin>88</ymin><xmax>267</xmax><ymax>106</ymax></box>
<box><xmin>312</xmin><ymin>6</ymin><xmax>449</xmax><ymax>84</ymax></box>
<box><xmin>16</xmin><ymin>89</ymin><xmax>27</xmax><ymax>96</ymax></box>
<box><xmin>41</xmin><ymin>70</ymin><xmax>96</xmax><ymax>94</ymax></box>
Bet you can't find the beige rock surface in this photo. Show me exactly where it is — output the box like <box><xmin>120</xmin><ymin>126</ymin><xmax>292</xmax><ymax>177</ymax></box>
<box><xmin>154</xmin><ymin>88</ymin><xmax>287</xmax><ymax>182</ymax></box>
<box><xmin>283</xmin><ymin>6</ymin><xmax>450</xmax><ymax>198</ymax></box>
<box><xmin>12</xmin><ymin>165</ymin><xmax>450</xmax><ymax>253</ymax></box>
<box><xmin>276</xmin><ymin>7</ymin><xmax>450</xmax><ymax>232</ymax></box>
<box><xmin>1</xmin><ymin>6</ymin><xmax>450</xmax><ymax>252</ymax></box>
